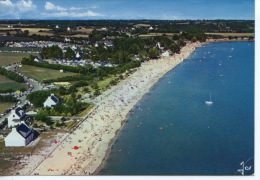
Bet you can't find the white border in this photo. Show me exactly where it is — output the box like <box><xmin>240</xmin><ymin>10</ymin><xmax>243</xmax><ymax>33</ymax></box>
<box><xmin>1</xmin><ymin>0</ymin><xmax>259</xmax><ymax>180</ymax></box>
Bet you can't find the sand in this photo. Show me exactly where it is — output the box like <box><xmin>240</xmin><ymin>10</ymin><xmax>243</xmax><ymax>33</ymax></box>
<box><xmin>16</xmin><ymin>41</ymin><xmax>202</xmax><ymax>175</ymax></box>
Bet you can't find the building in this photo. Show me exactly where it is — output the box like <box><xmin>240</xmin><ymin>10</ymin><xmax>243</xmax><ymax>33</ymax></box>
<box><xmin>8</xmin><ymin>107</ymin><xmax>26</xmax><ymax>128</ymax></box>
<box><xmin>161</xmin><ymin>50</ymin><xmax>173</xmax><ymax>57</ymax></box>
<box><xmin>5</xmin><ymin>122</ymin><xmax>35</xmax><ymax>147</ymax></box>
<box><xmin>149</xmin><ymin>26</ymin><xmax>154</xmax><ymax>31</ymax></box>
<box><xmin>43</xmin><ymin>94</ymin><xmax>59</xmax><ymax>108</ymax></box>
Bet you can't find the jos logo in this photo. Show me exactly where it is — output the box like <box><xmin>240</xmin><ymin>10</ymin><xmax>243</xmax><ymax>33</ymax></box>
<box><xmin>237</xmin><ymin>158</ymin><xmax>253</xmax><ymax>175</ymax></box>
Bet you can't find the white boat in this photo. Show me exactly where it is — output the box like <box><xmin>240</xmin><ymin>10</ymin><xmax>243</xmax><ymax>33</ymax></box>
<box><xmin>205</xmin><ymin>93</ymin><xmax>213</xmax><ymax>105</ymax></box>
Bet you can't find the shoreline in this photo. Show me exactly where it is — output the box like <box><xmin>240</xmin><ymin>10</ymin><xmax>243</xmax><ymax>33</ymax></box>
<box><xmin>90</xmin><ymin>42</ymin><xmax>201</xmax><ymax>174</ymax></box>
<box><xmin>16</xmin><ymin>41</ymin><xmax>203</xmax><ymax>175</ymax></box>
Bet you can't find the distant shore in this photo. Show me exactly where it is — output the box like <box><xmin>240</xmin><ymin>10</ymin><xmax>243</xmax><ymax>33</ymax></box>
<box><xmin>206</xmin><ymin>37</ymin><xmax>254</xmax><ymax>43</ymax></box>
<box><xmin>16</xmin><ymin>41</ymin><xmax>202</xmax><ymax>175</ymax></box>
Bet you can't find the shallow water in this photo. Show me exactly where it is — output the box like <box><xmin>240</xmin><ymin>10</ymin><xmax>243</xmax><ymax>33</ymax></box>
<box><xmin>100</xmin><ymin>41</ymin><xmax>254</xmax><ymax>175</ymax></box>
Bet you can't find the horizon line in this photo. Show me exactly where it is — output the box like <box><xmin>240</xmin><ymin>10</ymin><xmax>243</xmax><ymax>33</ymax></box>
<box><xmin>0</xmin><ymin>18</ymin><xmax>255</xmax><ymax>21</ymax></box>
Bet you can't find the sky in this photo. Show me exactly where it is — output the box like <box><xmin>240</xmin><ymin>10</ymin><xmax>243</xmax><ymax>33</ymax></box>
<box><xmin>0</xmin><ymin>0</ymin><xmax>255</xmax><ymax>20</ymax></box>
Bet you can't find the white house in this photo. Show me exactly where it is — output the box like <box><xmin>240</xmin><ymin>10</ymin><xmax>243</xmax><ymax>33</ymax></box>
<box><xmin>43</xmin><ymin>94</ymin><xmax>59</xmax><ymax>108</ymax></box>
<box><xmin>76</xmin><ymin>52</ymin><xmax>81</xmax><ymax>59</ymax></box>
<box><xmin>5</xmin><ymin>122</ymin><xmax>35</xmax><ymax>147</ymax></box>
<box><xmin>64</xmin><ymin>37</ymin><xmax>71</xmax><ymax>42</ymax></box>
<box><xmin>8</xmin><ymin>107</ymin><xmax>26</xmax><ymax>128</ymax></box>
<box><xmin>161</xmin><ymin>50</ymin><xmax>173</xmax><ymax>57</ymax></box>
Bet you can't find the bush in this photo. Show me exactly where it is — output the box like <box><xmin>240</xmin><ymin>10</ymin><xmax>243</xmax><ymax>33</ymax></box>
<box><xmin>83</xmin><ymin>87</ymin><xmax>90</xmax><ymax>93</ymax></box>
<box><xmin>0</xmin><ymin>67</ymin><xmax>24</xmax><ymax>83</ymax></box>
<box><xmin>33</xmin><ymin>123</ymin><xmax>39</xmax><ymax>128</ymax></box>
<box><xmin>61</xmin><ymin>117</ymin><xmax>67</xmax><ymax>121</ymax></box>
<box><xmin>94</xmin><ymin>89</ymin><xmax>101</xmax><ymax>97</ymax></box>
<box><xmin>46</xmin><ymin>119</ymin><xmax>54</xmax><ymax>126</ymax></box>
<box><xmin>56</xmin><ymin>121</ymin><xmax>65</xmax><ymax>127</ymax></box>
<box><xmin>74</xmin><ymin>80</ymin><xmax>89</xmax><ymax>88</ymax></box>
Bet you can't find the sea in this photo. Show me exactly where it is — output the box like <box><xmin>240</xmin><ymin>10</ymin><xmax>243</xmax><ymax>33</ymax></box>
<box><xmin>100</xmin><ymin>41</ymin><xmax>254</xmax><ymax>175</ymax></box>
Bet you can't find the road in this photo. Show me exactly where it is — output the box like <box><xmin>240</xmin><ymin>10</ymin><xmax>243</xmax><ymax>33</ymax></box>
<box><xmin>0</xmin><ymin>63</ymin><xmax>43</xmax><ymax>124</ymax></box>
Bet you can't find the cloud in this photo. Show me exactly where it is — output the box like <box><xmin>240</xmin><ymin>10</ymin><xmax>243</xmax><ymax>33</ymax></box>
<box><xmin>44</xmin><ymin>2</ymin><xmax>96</xmax><ymax>12</ymax></box>
<box><xmin>0</xmin><ymin>0</ymin><xmax>13</xmax><ymax>6</ymax></box>
<box><xmin>0</xmin><ymin>0</ymin><xmax>37</xmax><ymax>18</ymax></box>
<box><xmin>69</xmin><ymin>7</ymin><xmax>82</xmax><ymax>11</ymax></box>
<box><xmin>86</xmin><ymin>10</ymin><xmax>103</xmax><ymax>17</ymax></box>
<box><xmin>45</xmin><ymin>1</ymin><xmax>66</xmax><ymax>11</ymax></box>
<box><xmin>17</xmin><ymin>0</ymin><xmax>37</xmax><ymax>12</ymax></box>
<box><xmin>42</xmin><ymin>10</ymin><xmax>104</xmax><ymax>18</ymax></box>
<box><xmin>42</xmin><ymin>1</ymin><xmax>103</xmax><ymax>19</ymax></box>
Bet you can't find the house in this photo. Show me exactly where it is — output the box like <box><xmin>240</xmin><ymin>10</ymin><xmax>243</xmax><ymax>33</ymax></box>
<box><xmin>8</xmin><ymin>107</ymin><xmax>26</xmax><ymax>128</ymax></box>
<box><xmin>64</xmin><ymin>37</ymin><xmax>71</xmax><ymax>43</ymax></box>
<box><xmin>161</xmin><ymin>50</ymin><xmax>173</xmax><ymax>57</ymax></box>
<box><xmin>156</xmin><ymin>42</ymin><xmax>164</xmax><ymax>51</ymax></box>
<box><xmin>149</xmin><ymin>26</ymin><xmax>154</xmax><ymax>31</ymax></box>
<box><xmin>5</xmin><ymin>122</ymin><xmax>35</xmax><ymax>147</ymax></box>
<box><xmin>34</xmin><ymin>57</ymin><xmax>43</xmax><ymax>62</ymax></box>
<box><xmin>43</xmin><ymin>94</ymin><xmax>59</xmax><ymax>108</ymax></box>
<box><xmin>76</xmin><ymin>52</ymin><xmax>81</xmax><ymax>59</ymax></box>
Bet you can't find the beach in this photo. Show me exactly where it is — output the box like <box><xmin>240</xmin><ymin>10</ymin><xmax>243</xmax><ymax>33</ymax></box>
<box><xmin>16</xmin><ymin>41</ymin><xmax>202</xmax><ymax>175</ymax></box>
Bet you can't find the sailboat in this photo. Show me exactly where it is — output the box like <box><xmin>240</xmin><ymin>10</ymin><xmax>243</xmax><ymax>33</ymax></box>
<box><xmin>205</xmin><ymin>93</ymin><xmax>213</xmax><ymax>105</ymax></box>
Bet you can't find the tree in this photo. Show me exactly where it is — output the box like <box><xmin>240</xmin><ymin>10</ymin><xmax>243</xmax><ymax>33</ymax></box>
<box><xmin>191</xmin><ymin>37</ymin><xmax>197</xmax><ymax>42</ymax></box>
<box><xmin>65</xmin><ymin>47</ymin><xmax>76</xmax><ymax>59</ymax></box>
<box><xmin>91</xmin><ymin>83</ymin><xmax>99</xmax><ymax>90</ymax></box>
<box><xmin>172</xmin><ymin>34</ymin><xmax>180</xmax><ymax>40</ymax></box>
<box><xmin>84</xmin><ymin>64</ymin><xmax>93</xmax><ymax>74</ymax></box>
<box><xmin>148</xmin><ymin>48</ymin><xmax>159</xmax><ymax>59</ymax></box>
<box><xmin>170</xmin><ymin>43</ymin><xmax>180</xmax><ymax>54</ymax></box>
<box><xmin>94</xmin><ymin>89</ymin><xmax>101</xmax><ymax>97</ymax></box>
<box><xmin>27</xmin><ymin>91</ymin><xmax>51</xmax><ymax>107</ymax></box>
<box><xmin>24</xmin><ymin>30</ymin><xmax>29</xmax><ymax>36</ymax></box>
<box><xmin>83</xmin><ymin>87</ymin><xmax>90</xmax><ymax>93</ymax></box>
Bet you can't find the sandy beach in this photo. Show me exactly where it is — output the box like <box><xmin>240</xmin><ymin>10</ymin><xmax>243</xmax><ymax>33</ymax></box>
<box><xmin>16</xmin><ymin>41</ymin><xmax>202</xmax><ymax>175</ymax></box>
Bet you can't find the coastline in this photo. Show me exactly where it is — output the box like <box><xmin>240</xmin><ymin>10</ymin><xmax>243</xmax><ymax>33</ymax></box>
<box><xmin>16</xmin><ymin>41</ymin><xmax>203</xmax><ymax>175</ymax></box>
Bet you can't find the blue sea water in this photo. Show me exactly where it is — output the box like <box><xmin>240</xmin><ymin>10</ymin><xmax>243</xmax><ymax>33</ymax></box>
<box><xmin>100</xmin><ymin>41</ymin><xmax>254</xmax><ymax>175</ymax></box>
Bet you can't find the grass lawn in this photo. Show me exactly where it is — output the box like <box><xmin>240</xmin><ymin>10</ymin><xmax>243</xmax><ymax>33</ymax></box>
<box><xmin>0</xmin><ymin>75</ymin><xmax>27</xmax><ymax>91</ymax></box>
<box><xmin>75</xmin><ymin>28</ymin><xmax>93</xmax><ymax>34</ymax></box>
<box><xmin>0</xmin><ymin>102</ymin><xmax>14</xmax><ymax>113</ymax></box>
<box><xmin>97</xmin><ymin>76</ymin><xmax>118</xmax><ymax>91</ymax></box>
<box><xmin>0</xmin><ymin>52</ymin><xmax>38</xmax><ymax>66</ymax></box>
<box><xmin>77</xmin><ymin>75</ymin><xmax>117</xmax><ymax>96</ymax></box>
<box><xmin>0</xmin><ymin>27</ymin><xmax>53</xmax><ymax>36</ymax></box>
<box><xmin>18</xmin><ymin>65</ymin><xmax>78</xmax><ymax>82</ymax></box>
<box><xmin>77</xmin><ymin>104</ymin><xmax>95</xmax><ymax>117</ymax></box>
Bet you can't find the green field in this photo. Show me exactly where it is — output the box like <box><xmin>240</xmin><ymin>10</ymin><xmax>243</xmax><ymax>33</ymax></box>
<box><xmin>18</xmin><ymin>65</ymin><xmax>78</xmax><ymax>82</ymax></box>
<box><xmin>0</xmin><ymin>102</ymin><xmax>13</xmax><ymax>114</ymax></box>
<box><xmin>0</xmin><ymin>47</ymin><xmax>41</xmax><ymax>52</ymax></box>
<box><xmin>0</xmin><ymin>52</ymin><xmax>38</xmax><ymax>66</ymax></box>
<box><xmin>0</xmin><ymin>75</ymin><xmax>26</xmax><ymax>91</ymax></box>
